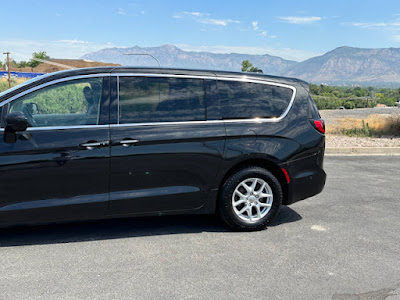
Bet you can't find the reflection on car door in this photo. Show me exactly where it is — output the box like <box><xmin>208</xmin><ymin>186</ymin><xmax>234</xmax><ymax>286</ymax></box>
<box><xmin>0</xmin><ymin>76</ymin><xmax>110</xmax><ymax>226</ymax></box>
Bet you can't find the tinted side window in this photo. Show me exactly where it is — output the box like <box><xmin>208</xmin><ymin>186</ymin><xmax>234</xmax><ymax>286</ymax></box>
<box><xmin>217</xmin><ymin>81</ymin><xmax>293</xmax><ymax>119</ymax></box>
<box><xmin>7</xmin><ymin>78</ymin><xmax>103</xmax><ymax>127</ymax></box>
<box><xmin>119</xmin><ymin>77</ymin><xmax>205</xmax><ymax>123</ymax></box>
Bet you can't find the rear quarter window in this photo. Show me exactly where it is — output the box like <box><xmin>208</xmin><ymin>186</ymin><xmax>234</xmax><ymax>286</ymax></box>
<box><xmin>217</xmin><ymin>80</ymin><xmax>293</xmax><ymax>119</ymax></box>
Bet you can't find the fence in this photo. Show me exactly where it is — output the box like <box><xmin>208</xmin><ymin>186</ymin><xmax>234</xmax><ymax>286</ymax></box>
<box><xmin>0</xmin><ymin>71</ymin><xmax>44</xmax><ymax>79</ymax></box>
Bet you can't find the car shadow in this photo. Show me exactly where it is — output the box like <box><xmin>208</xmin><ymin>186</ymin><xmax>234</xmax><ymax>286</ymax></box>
<box><xmin>0</xmin><ymin>206</ymin><xmax>302</xmax><ymax>247</ymax></box>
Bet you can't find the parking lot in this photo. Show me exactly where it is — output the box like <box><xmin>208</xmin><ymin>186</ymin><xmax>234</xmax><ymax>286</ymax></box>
<box><xmin>0</xmin><ymin>155</ymin><xmax>399</xmax><ymax>300</ymax></box>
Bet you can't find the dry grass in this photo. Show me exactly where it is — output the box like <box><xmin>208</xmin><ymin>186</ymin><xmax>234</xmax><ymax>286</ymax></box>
<box><xmin>327</xmin><ymin>114</ymin><xmax>400</xmax><ymax>137</ymax></box>
<box><xmin>0</xmin><ymin>77</ymin><xmax>29</xmax><ymax>93</ymax></box>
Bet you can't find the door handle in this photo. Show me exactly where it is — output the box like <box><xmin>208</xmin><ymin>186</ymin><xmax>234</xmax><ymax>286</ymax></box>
<box><xmin>119</xmin><ymin>139</ymin><xmax>140</xmax><ymax>147</ymax></box>
<box><xmin>80</xmin><ymin>141</ymin><xmax>109</xmax><ymax>150</ymax></box>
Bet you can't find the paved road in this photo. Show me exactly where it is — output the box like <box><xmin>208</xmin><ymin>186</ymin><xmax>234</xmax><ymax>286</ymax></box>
<box><xmin>0</xmin><ymin>156</ymin><xmax>399</xmax><ymax>300</ymax></box>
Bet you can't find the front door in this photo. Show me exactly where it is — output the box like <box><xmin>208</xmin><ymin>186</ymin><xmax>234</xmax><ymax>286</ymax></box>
<box><xmin>0</xmin><ymin>76</ymin><xmax>110</xmax><ymax>226</ymax></box>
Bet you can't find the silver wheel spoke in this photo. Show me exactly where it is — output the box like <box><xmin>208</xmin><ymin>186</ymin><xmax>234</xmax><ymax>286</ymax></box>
<box><xmin>235</xmin><ymin>190</ymin><xmax>247</xmax><ymax>198</ymax></box>
<box><xmin>255</xmin><ymin>205</ymin><xmax>261</xmax><ymax>218</ymax></box>
<box><xmin>238</xmin><ymin>206</ymin><xmax>248</xmax><ymax>214</ymax></box>
<box><xmin>260</xmin><ymin>193</ymin><xmax>272</xmax><ymax>198</ymax></box>
<box><xmin>247</xmin><ymin>207</ymin><xmax>253</xmax><ymax>221</ymax></box>
<box><xmin>233</xmin><ymin>199</ymin><xmax>246</xmax><ymax>207</ymax></box>
<box><xmin>250</xmin><ymin>179</ymin><xmax>258</xmax><ymax>193</ymax></box>
<box><xmin>257</xmin><ymin>182</ymin><xmax>266</xmax><ymax>195</ymax></box>
<box><xmin>241</xmin><ymin>183</ymin><xmax>252</xmax><ymax>193</ymax></box>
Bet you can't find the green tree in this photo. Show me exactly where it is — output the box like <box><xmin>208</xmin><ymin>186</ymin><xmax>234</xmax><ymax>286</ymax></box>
<box><xmin>309</xmin><ymin>83</ymin><xmax>319</xmax><ymax>95</ymax></box>
<box><xmin>9</xmin><ymin>59</ymin><xmax>18</xmax><ymax>68</ymax></box>
<box><xmin>17</xmin><ymin>61</ymin><xmax>29</xmax><ymax>68</ymax></box>
<box><xmin>344</xmin><ymin>101</ymin><xmax>355</xmax><ymax>109</ymax></box>
<box><xmin>241</xmin><ymin>60</ymin><xmax>259</xmax><ymax>72</ymax></box>
<box><xmin>28</xmin><ymin>51</ymin><xmax>50</xmax><ymax>68</ymax></box>
<box><xmin>378</xmin><ymin>97</ymin><xmax>396</xmax><ymax>106</ymax></box>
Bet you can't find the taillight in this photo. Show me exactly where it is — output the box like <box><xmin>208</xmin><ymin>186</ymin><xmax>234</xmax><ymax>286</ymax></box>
<box><xmin>311</xmin><ymin>119</ymin><xmax>325</xmax><ymax>134</ymax></box>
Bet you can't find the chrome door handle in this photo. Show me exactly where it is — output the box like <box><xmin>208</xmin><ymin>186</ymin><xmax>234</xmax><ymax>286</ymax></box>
<box><xmin>80</xmin><ymin>141</ymin><xmax>109</xmax><ymax>150</ymax></box>
<box><xmin>119</xmin><ymin>139</ymin><xmax>140</xmax><ymax>147</ymax></box>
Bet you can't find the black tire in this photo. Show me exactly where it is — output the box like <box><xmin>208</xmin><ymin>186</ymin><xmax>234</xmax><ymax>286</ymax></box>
<box><xmin>218</xmin><ymin>166</ymin><xmax>282</xmax><ymax>231</ymax></box>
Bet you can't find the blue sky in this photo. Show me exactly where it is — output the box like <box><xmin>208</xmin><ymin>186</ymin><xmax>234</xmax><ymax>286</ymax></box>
<box><xmin>3</xmin><ymin>0</ymin><xmax>400</xmax><ymax>62</ymax></box>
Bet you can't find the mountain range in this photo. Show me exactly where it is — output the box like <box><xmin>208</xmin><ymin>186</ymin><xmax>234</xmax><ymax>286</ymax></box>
<box><xmin>81</xmin><ymin>45</ymin><xmax>400</xmax><ymax>86</ymax></box>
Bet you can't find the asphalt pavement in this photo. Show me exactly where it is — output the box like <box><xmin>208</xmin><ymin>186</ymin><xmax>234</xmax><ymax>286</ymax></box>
<box><xmin>0</xmin><ymin>156</ymin><xmax>399</xmax><ymax>300</ymax></box>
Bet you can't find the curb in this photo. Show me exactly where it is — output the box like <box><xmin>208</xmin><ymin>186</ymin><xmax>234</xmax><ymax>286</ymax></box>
<box><xmin>326</xmin><ymin>147</ymin><xmax>400</xmax><ymax>155</ymax></box>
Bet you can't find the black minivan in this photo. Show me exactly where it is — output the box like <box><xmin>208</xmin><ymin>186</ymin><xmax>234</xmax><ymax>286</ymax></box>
<box><xmin>0</xmin><ymin>67</ymin><xmax>326</xmax><ymax>230</ymax></box>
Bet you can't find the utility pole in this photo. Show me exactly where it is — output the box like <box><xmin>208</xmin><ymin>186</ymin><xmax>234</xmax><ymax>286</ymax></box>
<box><xmin>3</xmin><ymin>52</ymin><xmax>11</xmax><ymax>88</ymax></box>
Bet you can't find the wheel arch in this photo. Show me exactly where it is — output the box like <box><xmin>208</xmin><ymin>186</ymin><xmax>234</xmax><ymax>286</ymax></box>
<box><xmin>217</xmin><ymin>158</ymin><xmax>289</xmax><ymax>207</ymax></box>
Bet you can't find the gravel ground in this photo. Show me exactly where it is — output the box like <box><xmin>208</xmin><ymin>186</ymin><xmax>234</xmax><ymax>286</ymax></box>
<box><xmin>320</xmin><ymin>107</ymin><xmax>400</xmax><ymax>148</ymax></box>
<box><xmin>326</xmin><ymin>135</ymin><xmax>400</xmax><ymax>148</ymax></box>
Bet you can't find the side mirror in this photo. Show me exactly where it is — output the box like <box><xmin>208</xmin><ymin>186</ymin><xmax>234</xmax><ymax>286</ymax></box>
<box><xmin>4</xmin><ymin>112</ymin><xmax>28</xmax><ymax>143</ymax></box>
<box><xmin>5</xmin><ymin>112</ymin><xmax>29</xmax><ymax>132</ymax></box>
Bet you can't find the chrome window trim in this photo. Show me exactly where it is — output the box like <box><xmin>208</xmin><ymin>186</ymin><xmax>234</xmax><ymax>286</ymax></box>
<box><xmin>0</xmin><ymin>125</ymin><xmax>109</xmax><ymax>132</ymax></box>
<box><xmin>114</xmin><ymin>73</ymin><xmax>296</xmax><ymax>125</ymax></box>
<box><xmin>115</xmin><ymin>73</ymin><xmax>217</xmax><ymax>81</ymax></box>
<box><xmin>109</xmin><ymin>118</ymin><xmax>277</xmax><ymax>128</ymax></box>
<box><xmin>0</xmin><ymin>74</ymin><xmax>110</xmax><ymax>108</ymax></box>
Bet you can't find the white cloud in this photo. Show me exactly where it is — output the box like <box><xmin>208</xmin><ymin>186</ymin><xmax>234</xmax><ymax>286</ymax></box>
<box><xmin>174</xmin><ymin>11</ymin><xmax>210</xmax><ymax>19</ymax></box>
<box><xmin>173</xmin><ymin>11</ymin><xmax>239</xmax><ymax>27</ymax></box>
<box><xmin>352</xmin><ymin>21</ymin><xmax>400</xmax><ymax>29</ymax></box>
<box><xmin>279</xmin><ymin>16</ymin><xmax>322</xmax><ymax>24</ymax></box>
<box><xmin>351</xmin><ymin>19</ymin><xmax>400</xmax><ymax>43</ymax></box>
<box><xmin>176</xmin><ymin>44</ymin><xmax>322</xmax><ymax>61</ymax></box>
<box><xmin>200</xmin><ymin>18</ymin><xmax>240</xmax><ymax>26</ymax></box>
<box><xmin>58</xmin><ymin>39</ymin><xmax>89</xmax><ymax>44</ymax></box>
<box><xmin>183</xmin><ymin>11</ymin><xmax>209</xmax><ymax>17</ymax></box>
<box><xmin>117</xmin><ymin>8</ymin><xmax>126</xmax><ymax>15</ymax></box>
<box><xmin>250</xmin><ymin>21</ymin><xmax>271</xmax><ymax>38</ymax></box>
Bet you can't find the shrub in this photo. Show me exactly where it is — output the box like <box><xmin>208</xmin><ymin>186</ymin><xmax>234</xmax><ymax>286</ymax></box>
<box><xmin>341</xmin><ymin>120</ymin><xmax>374</xmax><ymax>137</ymax></box>
<box><xmin>344</xmin><ymin>101</ymin><xmax>355</xmax><ymax>109</ymax></box>
<box><xmin>378</xmin><ymin>97</ymin><xmax>396</xmax><ymax>107</ymax></box>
